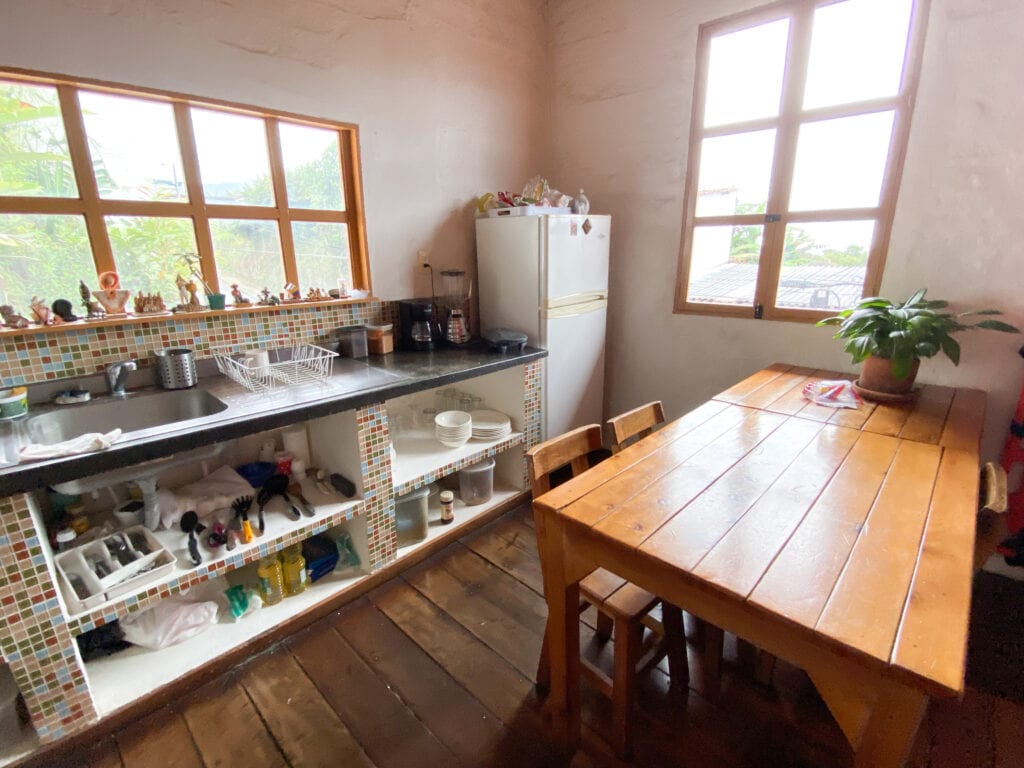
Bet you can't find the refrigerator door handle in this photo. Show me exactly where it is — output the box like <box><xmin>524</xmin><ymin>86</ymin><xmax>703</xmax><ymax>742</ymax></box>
<box><xmin>542</xmin><ymin>296</ymin><xmax>608</xmax><ymax>319</ymax></box>
<box><xmin>542</xmin><ymin>291</ymin><xmax>608</xmax><ymax>311</ymax></box>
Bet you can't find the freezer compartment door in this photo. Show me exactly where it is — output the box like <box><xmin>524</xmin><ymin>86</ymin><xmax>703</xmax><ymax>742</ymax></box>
<box><xmin>542</xmin><ymin>302</ymin><xmax>607</xmax><ymax>441</ymax></box>
<box><xmin>542</xmin><ymin>215</ymin><xmax>610</xmax><ymax>301</ymax></box>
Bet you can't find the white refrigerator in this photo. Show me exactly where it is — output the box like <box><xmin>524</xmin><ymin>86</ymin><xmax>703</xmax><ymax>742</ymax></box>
<box><xmin>475</xmin><ymin>214</ymin><xmax>611</xmax><ymax>440</ymax></box>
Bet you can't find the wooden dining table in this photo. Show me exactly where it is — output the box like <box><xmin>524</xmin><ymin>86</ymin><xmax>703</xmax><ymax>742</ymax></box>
<box><xmin>533</xmin><ymin>363</ymin><xmax>987</xmax><ymax>766</ymax></box>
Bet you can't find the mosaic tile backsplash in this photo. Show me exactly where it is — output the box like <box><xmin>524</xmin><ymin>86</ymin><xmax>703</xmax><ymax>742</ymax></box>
<box><xmin>0</xmin><ymin>300</ymin><xmax>396</xmax><ymax>387</ymax></box>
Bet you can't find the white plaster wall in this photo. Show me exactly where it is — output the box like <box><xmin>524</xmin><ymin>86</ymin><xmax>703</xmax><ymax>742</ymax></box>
<box><xmin>549</xmin><ymin>0</ymin><xmax>1024</xmax><ymax>459</ymax></box>
<box><xmin>0</xmin><ymin>0</ymin><xmax>550</xmax><ymax>300</ymax></box>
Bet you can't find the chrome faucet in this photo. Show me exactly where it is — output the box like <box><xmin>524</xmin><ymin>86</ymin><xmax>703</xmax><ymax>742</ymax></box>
<box><xmin>106</xmin><ymin>360</ymin><xmax>137</xmax><ymax>396</ymax></box>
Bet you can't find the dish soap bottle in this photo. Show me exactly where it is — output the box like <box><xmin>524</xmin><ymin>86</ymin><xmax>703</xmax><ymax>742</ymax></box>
<box><xmin>256</xmin><ymin>555</ymin><xmax>285</xmax><ymax>606</ymax></box>
<box><xmin>281</xmin><ymin>543</ymin><xmax>308</xmax><ymax>597</ymax></box>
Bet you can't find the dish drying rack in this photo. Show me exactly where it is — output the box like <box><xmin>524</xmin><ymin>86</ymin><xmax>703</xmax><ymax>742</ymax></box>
<box><xmin>214</xmin><ymin>343</ymin><xmax>338</xmax><ymax>393</ymax></box>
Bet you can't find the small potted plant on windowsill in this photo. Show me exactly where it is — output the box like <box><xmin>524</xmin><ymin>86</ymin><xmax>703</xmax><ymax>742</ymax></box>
<box><xmin>817</xmin><ymin>288</ymin><xmax>1019</xmax><ymax>401</ymax></box>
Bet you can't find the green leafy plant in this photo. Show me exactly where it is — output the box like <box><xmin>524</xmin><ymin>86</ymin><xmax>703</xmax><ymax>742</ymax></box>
<box><xmin>817</xmin><ymin>288</ymin><xmax>1019</xmax><ymax>380</ymax></box>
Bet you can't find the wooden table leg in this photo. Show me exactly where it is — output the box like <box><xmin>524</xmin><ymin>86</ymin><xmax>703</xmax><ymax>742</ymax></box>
<box><xmin>534</xmin><ymin>504</ymin><xmax>582</xmax><ymax>751</ymax></box>
<box><xmin>853</xmin><ymin>680</ymin><xmax>929</xmax><ymax>768</ymax></box>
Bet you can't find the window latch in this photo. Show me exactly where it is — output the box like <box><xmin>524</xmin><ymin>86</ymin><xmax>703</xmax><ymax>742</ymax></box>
<box><xmin>754</xmin><ymin>304</ymin><xmax>764</xmax><ymax>319</ymax></box>
<box><xmin>764</xmin><ymin>214</ymin><xmax>781</xmax><ymax>223</ymax></box>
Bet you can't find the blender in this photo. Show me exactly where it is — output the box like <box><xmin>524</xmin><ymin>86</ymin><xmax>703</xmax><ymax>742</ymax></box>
<box><xmin>438</xmin><ymin>269</ymin><xmax>471</xmax><ymax>345</ymax></box>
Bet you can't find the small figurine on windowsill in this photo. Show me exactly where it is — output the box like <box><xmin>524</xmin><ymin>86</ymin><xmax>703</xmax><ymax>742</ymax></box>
<box><xmin>133</xmin><ymin>292</ymin><xmax>167</xmax><ymax>314</ymax></box>
<box><xmin>52</xmin><ymin>299</ymin><xmax>77</xmax><ymax>322</ymax></box>
<box><xmin>79</xmin><ymin>280</ymin><xmax>105</xmax><ymax>319</ymax></box>
<box><xmin>0</xmin><ymin>305</ymin><xmax>29</xmax><ymax>329</ymax></box>
<box><xmin>230</xmin><ymin>283</ymin><xmax>252</xmax><ymax>307</ymax></box>
<box><xmin>29</xmin><ymin>296</ymin><xmax>59</xmax><ymax>325</ymax></box>
<box><xmin>257</xmin><ymin>288</ymin><xmax>279</xmax><ymax>306</ymax></box>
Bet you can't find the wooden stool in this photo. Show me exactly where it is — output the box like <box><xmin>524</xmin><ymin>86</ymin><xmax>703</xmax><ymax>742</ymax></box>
<box><xmin>528</xmin><ymin>424</ymin><xmax>687</xmax><ymax>758</ymax></box>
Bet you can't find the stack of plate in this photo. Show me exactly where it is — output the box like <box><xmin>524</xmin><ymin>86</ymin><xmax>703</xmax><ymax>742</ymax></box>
<box><xmin>435</xmin><ymin>410</ymin><xmax>472</xmax><ymax>448</ymax></box>
<box><xmin>470</xmin><ymin>409</ymin><xmax>512</xmax><ymax>440</ymax></box>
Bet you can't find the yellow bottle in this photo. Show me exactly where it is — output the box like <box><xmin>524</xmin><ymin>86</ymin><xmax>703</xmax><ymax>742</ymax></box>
<box><xmin>256</xmin><ymin>556</ymin><xmax>284</xmax><ymax>606</ymax></box>
<box><xmin>281</xmin><ymin>543</ymin><xmax>308</xmax><ymax>597</ymax></box>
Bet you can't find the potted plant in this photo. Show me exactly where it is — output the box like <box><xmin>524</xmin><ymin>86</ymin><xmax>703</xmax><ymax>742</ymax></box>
<box><xmin>817</xmin><ymin>288</ymin><xmax>1019</xmax><ymax>398</ymax></box>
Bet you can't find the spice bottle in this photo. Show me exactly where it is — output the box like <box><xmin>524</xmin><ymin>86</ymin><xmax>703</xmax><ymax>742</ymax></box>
<box><xmin>256</xmin><ymin>555</ymin><xmax>285</xmax><ymax>606</ymax></box>
<box><xmin>440</xmin><ymin>490</ymin><xmax>455</xmax><ymax>525</ymax></box>
<box><xmin>280</xmin><ymin>543</ymin><xmax>308</xmax><ymax>596</ymax></box>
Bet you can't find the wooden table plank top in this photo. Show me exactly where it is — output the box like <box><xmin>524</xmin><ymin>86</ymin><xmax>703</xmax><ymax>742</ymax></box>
<box><xmin>534</xmin><ymin>364</ymin><xmax>986</xmax><ymax>764</ymax></box>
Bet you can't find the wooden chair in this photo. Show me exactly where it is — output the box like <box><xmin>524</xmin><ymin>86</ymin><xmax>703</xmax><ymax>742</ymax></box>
<box><xmin>974</xmin><ymin>461</ymin><xmax>1010</xmax><ymax>571</ymax></box>
<box><xmin>606</xmin><ymin>400</ymin><xmax>666</xmax><ymax>453</ymax></box>
<box><xmin>528</xmin><ymin>424</ymin><xmax>687</xmax><ymax>759</ymax></box>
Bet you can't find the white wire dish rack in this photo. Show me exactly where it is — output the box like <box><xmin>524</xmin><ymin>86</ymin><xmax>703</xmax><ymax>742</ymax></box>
<box><xmin>213</xmin><ymin>343</ymin><xmax>338</xmax><ymax>393</ymax></box>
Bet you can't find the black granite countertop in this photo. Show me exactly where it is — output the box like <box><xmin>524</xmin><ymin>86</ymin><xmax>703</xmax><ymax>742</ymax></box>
<box><xmin>0</xmin><ymin>345</ymin><xmax>546</xmax><ymax>498</ymax></box>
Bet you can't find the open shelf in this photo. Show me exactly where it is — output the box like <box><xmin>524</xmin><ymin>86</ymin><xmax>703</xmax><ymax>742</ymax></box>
<box><xmin>391</xmin><ymin>429</ymin><xmax>523</xmax><ymax>495</ymax></box>
<box><xmin>83</xmin><ymin>560</ymin><xmax>368</xmax><ymax>718</ymax></box>
<box><xmin>396</xmin><ymin>484</ymin><xmax>523</xmax><ymax>558</ymax></box>
<box><xmin>64</xmin><ymin>483</ymin><xmax>362</xmax><ymax>635</ymax></box>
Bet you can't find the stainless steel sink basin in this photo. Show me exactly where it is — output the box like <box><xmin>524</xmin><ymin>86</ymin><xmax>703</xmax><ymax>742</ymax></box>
<box><xmin>27</xmin><ymin>388</ymin><xmax>228</xmax><ymax>445</ymax></box>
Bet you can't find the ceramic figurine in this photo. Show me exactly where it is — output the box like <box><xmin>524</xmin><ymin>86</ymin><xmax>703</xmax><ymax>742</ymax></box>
<box><xmin>230</xmin><ymin>283</ymin><xmax>251</xmax><ymax>307</ymax></box>
<box><xmin>175</xmin><ymin>274</ymin><xmax>190</xmax><ymax>307</ymax></box>
<box><xmin>29</xmin><ymin>296</ymin><xmax>56</xmax><ymax>325</ymax></box>
<box><xmin>572</xmin><ymin>189</ymin><xmax>590</xmax><ymax>216</ymax></box>
<box><xmin>92</xmin><ymin>289</ymin><xmax>130</xmax><ymax>315</ymax></box>
<box><xmin>257</xmin><ymin>288</ymin><xmax>279</xmax><ymax>306</ymax></box>
<box><xmin>133</xmin><ymin>292</ymin><xmax>167</xmax><ymax>314</ymax></box>
<box><xmin>79</xmin><ymin>280</ymin><xmax>105</xmax><ymax>318</ymax></box>
<box><xmin>52</xmin><ymin>299</ymin><xmax>77</xmax><ymax>322</ymax></box>
<box><xmin>0</xmin><ymin>305</ymin><xmax>29</xmax><ymax>329</ymax></box>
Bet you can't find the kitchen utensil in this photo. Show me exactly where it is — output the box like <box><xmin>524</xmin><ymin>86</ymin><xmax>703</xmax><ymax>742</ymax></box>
<box><xmin>180</xmin><ymin>510</ymin><xmax>206</xmax><ymax>566</ymax></box>
<box><xmin>154</xmin><ymin>348</ymin><xmax>197</xmax><ymax>389</ymax></box>
<box><xmin>255</xmin><ymin>487</ymin><xmax>270</xmax><ymax>534</ymax></box>
<box><xmin>445</xmin><ymin>309</ymin><xmax>470</xmax><ymax>345</ymax></box>
<box><xmin>231</xmin><ymin>495</ymin><xmax>254</xmax><ymax>543</ymax></box>
<box><xmin>262</xmin><ymin>474</ymin><xmax>301</xmax><ymax>520</ymax></box>
<box><xmin>104</xmin><ymin>533</ymin><xmax>138</xmax><ymax>566</ymax></box>
<box><xmin>207</xmin><ymin>522</ymin><xmax>227</xmax><ymax>548</ymax></box>
<box><xmin>329</xmin><ymin>472</ymin><xmax>356</xmax><ymax>498</ymax></box>
<box><xmin>288</xmin><ymin>482</ymin><xmax>316</xmax><ymax>516</ymax></box>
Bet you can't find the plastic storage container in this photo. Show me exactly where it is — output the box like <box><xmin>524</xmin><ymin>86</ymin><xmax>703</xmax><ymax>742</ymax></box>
<box><xmin>336</xmin><ymin>325</ymin><xmax>368</xmax><ymax>358</ymax></box>
<box><xmin>395</xmin><ymin>485</ymin><xmax>430</xmax><ymax>545</ymax></box>
<box><xmin>459</xmin><ymin>457</ymin><xmax>495</xmax><ymax>505</ymax></box>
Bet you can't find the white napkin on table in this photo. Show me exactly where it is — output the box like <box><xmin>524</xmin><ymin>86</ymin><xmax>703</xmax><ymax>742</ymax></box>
<box><xmin>19</xmin><ymin>429</ymin><xmax>123</xmax><ymax>462</ymax></box>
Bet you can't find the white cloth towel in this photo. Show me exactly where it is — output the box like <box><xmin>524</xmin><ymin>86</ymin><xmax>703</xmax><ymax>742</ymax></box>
<box><xmin>19</xmin><ymin>429</ymin><xmax>122</xmax><ymax>462</ymax></box>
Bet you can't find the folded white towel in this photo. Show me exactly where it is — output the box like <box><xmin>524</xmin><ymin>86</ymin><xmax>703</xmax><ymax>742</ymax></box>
<box><xmin>19</xmin><ymin>429</ymin><xmax>123</xmax><ymax>462</ymax></box>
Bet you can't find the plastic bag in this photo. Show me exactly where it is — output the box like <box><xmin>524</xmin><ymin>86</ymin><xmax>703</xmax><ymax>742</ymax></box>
<box><xmin>121</xmin><ymin>597</ymin><xmax>218</xmax><ymax>649</ymax></box>
<box><xmin>802</xmin><ymin>379</ymin><xmax>861</xmax><ymax>409</ymax></box>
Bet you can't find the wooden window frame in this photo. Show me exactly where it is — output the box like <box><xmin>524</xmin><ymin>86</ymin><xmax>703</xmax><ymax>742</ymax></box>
<box><xmin>673</xmin><ymin>0</ymin><xmax>930</xmax><ymax>322</ymax></box>
<box><xmin>0</xmin><ymin>67</ymin><xmax>372</xmax><ymax>297</ymax></box>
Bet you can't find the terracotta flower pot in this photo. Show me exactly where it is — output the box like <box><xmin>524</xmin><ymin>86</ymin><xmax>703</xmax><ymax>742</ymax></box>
<box><xmin>858</xmin><ymin>355</ymin><xmax>920</xmax><ymax>396</ymax></box>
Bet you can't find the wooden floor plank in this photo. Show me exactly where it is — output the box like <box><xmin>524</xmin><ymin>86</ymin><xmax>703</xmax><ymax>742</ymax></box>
<box><xmin>33</xmin><ymin>505</ymin><xmax>1023</xmax><ymax>768</ymax></box>
<box><xmin>288</xmin><ymin>616</ymin><xmax>460</xmax><ymax>768</ymax></box>
<box><xmin>116</xmin><ymin>708</ymin><xmax>203</xmax><ymax>768</ymax></box>
<box><xmin>180</xmin><ymin>674</ymin><xmax>286</xmax><ymax>768</ymax></box>
<box><xmin>333</xmin><ymin>595</ymin><xmax>544</xmax><ymax>768</ymax></box>
<box><xmin>83</xmin><ymin>737</ymin><xmax>123</xmax><ymax>768</ymax></box>
<box><xmin>402</xmin><ymin>555</ymin><xmax>544</xmax><ymax>680</ymax></box>
<box><xmin>240</xmin><ymin>645</ymin><xmax>376</xmax><ymax>768</ymax></box>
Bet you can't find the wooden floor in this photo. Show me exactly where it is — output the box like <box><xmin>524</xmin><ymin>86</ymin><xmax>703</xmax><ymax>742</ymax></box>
<box><xmin>43</xmin><ymin>505</ymin><xmax>1024</xmax><ymax>768</ymax></box>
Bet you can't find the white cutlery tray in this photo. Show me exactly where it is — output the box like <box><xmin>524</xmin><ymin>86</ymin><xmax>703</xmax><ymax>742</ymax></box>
<box><xmin>56</xmin><ymin>526</ymin><xmax>176</xmax><ymax>615</ymax></box>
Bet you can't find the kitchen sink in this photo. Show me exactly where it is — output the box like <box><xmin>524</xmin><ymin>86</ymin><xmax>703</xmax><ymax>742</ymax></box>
<box><xmin>27</xmin><ymin>388</ymin><xmax>229</xmax><ymax>445</ymax></box>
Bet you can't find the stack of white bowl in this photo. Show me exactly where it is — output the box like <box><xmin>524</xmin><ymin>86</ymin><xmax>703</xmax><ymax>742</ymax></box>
<box><xmin>435</xmin><ymin>410</ymin><xmax>472</xmax><ymax>448</ymax></box>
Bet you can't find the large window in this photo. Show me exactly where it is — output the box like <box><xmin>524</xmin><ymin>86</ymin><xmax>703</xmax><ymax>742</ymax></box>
<box><xmin>0</xmin><ymin>70</ymin><xmax>370</xmax><ymax>313</ymax></box>
<box><xmin>674</xmin><ymin>0</ymin><xmax>928</xmax><ymax>321</ymax></box>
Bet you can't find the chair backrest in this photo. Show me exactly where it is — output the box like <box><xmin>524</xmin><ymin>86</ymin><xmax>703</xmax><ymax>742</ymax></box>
<box><xmin>526</xmin><ymin>424</ymin><xmax>604</xmax><ymax>497</ymax></box>
<box><xmin>607</xmin><ymin>401</ymin><xmax>666</xmax><ymax>453</ymax></box>
<box><xmin>974</xmin><ymin>461</ymin><xmax>1010</xmax><ymax>571</ymax></box>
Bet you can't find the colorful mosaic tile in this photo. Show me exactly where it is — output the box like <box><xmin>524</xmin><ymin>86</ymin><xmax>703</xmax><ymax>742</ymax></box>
<box><xmin>0</xmin><ymin>300</ymin><xmax>395</xmax><ymax>387</ymax></box>
<box><xmin>0</xmin><ymin>494</ymin><xmax>96</xmax><ymax>742</ymax></box>
<box><xmin>356</xmin><ymin>402</ymin><xmax>395</xmax><ymax>567</ymax></box>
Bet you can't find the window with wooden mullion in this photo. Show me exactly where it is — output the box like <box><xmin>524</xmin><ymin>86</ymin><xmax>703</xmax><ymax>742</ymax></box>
<box><xmin>0</xmin><ymin>68</ymin><xmax>369</xmax><ymax>311</ymax></box>
<box><xmin>674</xmin><ymin>0</ymin><xmax>927</xmax><ymax>322</ymax></box>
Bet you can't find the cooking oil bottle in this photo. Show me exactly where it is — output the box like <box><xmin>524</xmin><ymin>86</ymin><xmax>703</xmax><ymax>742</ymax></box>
<box><xmin>256</xmin><ymin>555</ymin><xmax>285</xmax><ymax>606</ymax></box>
<box><xmin>280</xmin><ymin>543</ymin><xmax>308</xmax><ymax>597</ymax></box>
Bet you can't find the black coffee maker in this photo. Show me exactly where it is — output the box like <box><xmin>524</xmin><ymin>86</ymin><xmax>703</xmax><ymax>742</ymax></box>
<box><xmin>398</xmin><ymin>299</ymin><xmax>437</xmax><ymax>351</ymax></box>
